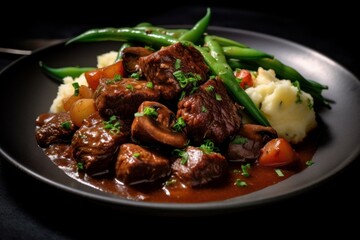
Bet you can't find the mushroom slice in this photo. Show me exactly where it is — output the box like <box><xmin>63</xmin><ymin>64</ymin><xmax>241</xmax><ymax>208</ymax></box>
<box><xmin>132</xmin><ymin>101</ymin><xmax>187</xmax><ymax>148</ymax></box>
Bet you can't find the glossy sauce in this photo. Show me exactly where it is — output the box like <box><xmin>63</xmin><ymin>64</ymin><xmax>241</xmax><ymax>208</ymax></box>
<box><xmin>44</xmin><ymin>130</ymin><xmax>319</xmax><ymax>203</ymax></box>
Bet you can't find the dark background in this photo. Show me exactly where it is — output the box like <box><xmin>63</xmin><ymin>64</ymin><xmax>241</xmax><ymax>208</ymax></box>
<box><xmin>1</xmin><ymin>2</ymin><xmax>358</xmax><ymax>238</ymax></box>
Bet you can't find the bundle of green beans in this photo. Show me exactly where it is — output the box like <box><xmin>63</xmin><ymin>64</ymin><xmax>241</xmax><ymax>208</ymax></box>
<box><xmin>41</xmin><ymin>8</ymin><xmax>330</xmax><ymax>126</ymax></box>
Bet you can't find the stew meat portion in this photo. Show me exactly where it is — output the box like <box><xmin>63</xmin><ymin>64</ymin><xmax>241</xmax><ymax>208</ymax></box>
<box><xmin>35</xmin><ymin>42</ymin><xmax>309</xmax><ymax>202</ymax></box>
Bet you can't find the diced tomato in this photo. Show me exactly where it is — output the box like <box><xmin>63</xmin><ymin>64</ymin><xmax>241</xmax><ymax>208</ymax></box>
<box><xmin>258</xmin><ymin>138</ymin><xmax>299</xmax><ymax>167</ymax></box>
<box><xmin>85</xmin><ymin>61</ymin><xmax>125</xmax><ymax>90</ymax></box>
<box><xmin>234</xmin><ymin>69</ymin><xmax>253</xmax><ymax>89</ymax></box>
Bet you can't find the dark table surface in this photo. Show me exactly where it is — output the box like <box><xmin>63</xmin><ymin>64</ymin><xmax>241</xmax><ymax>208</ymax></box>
<box><xmin>1</xmin><ymin>5</ymin><xmax>359</xmax><ymax>238</ymax></box>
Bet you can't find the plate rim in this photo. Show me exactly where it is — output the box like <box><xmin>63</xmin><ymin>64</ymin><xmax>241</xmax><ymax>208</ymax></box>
<box><xmin>1</xmin><ymin>26</ymin><xmax>359</xmax><ymax>214</ymax></box>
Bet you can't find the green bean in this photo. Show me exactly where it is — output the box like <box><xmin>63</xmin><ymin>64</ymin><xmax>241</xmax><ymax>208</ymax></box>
<box><xmin>222</xmin><ymin>46</ymin><xmax>273</xmax><ymax>60</ymax></box>
<box><xmin>135</xmin><ymin>26</ymin><xmax>188</xmax><ymax>38</ymax></box>
<box><xmin>179</xmin><ymin>8</ymin><xmax>211</xmax><ymax>43</ymax></box>
<box><xmin>39</xmin><ymin>61</ymin><xmax>95</xmax><ymax>84</ymax></box>
<box><xmin>66</xmin><ymin>28</ymin><xmax>177</xmax><ymax>48</ymax></box>
<box><xmin>195</xmin><ymin>37</ymin><xmax>270</xmax><ymax>126</ymax></box>
<box><xmin>209</xmin><ymin>35</ymin><xmax>248</xmax><ymax>48</ymax></box>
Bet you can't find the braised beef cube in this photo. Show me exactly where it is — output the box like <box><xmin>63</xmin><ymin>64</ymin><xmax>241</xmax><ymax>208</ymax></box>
<box><xmin>35</xmin><ymin>112</ymin><xmax>77</xmax><ymax>148</ymax></box>
<box><xmin>94</xmin><ymin>78</ymin><xmax>160</xmax><ymax>119</ymax></box>
<box><xmin>131</xmin><ymin>101</ymin><xmax>187</xmax><ymax>148</ymax></box>
<box><xmin>139</xmin><ymin>42</ymin><xmax>208</xmax><ymax>100</ymax></box>
<box><xmin>115</xmin><ymin>143</ymin><xmax>170</xmax><ymax>185</ymax></box>
<box><xmin>122</xmin><ymin>47</ymin><xmax>154</xmax><ymax>74</ymax></box>
<box><xmin>172</xmin><ymin>146</ymin><xmax>227</xmax><ymax>187</ymax></box>
<box><xmin>72</xmin><ymin>112</ymin><xmax>130</xmax><ymax>176</ymax></box>
<box><xmin>227</xmin><ymin>124</ymin><xmax>278</xmax><ymax>163</ymax></box>
<box><xmin>177</xmin><ymin>78</ymin><xmax>241</xmax><ymax>145</ymax></box>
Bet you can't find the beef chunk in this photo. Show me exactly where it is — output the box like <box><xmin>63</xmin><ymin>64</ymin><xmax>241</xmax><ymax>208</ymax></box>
<box><xmin>115</xmin><ymin>143</ymin><xmax>170</xmax><ymax>185</ymax></box>
<box><xmin>139</xmin><ymin>42</ymin><xmax>208</xmax><ymax>100</ymax></box>
<box><xmin>35</xmin><ymin>112</ymin><xmax>77</xmax><ymax>148</ymax></box>
<box><xmin>177</xmin><ymin>78</ymin><xmax>241</xmax><ymax>145</ymax></box>
<box><xmin>72</xmin><ymin>112</ymin><xmax>130</xmax><ymax>176</ymax></box>
<box><xmin>94</xmin><ymin>78</ymin><xmax>160</xmax><ymax>119</ymax></box>
<box><xmin>172</xmin><ymin>146</ymin><xmax>227</xmax><ymax>187</ymax></box>
<box><xmin>122</xmin><ymin>47</ymin><xmax>154</xmax><ymax>74</ymax></box>
<box><xmin>131</xmin><ymin>101</ymin><xmax>187</xmax><ymax>148</ymax></box>
<box><xmin>227</xmin><ymin>124</ymin><xmax>278</xmax><ymax>163</ymax></box>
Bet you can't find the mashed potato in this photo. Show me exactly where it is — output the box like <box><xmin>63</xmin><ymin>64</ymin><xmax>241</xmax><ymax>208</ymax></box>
<box><xmin>97</xmin><ymin>51</ymin><xmax>118</xmax><ymax>68</ymax></box>
<box><xmin>49</xmin><ymin>51</ymin><xmax>118</xmax><ymax>113</ymax></box>
<box><xmin>245</xmin><ymin>68</ymin><xmax>317</xmax><ymax>143</ymax></box>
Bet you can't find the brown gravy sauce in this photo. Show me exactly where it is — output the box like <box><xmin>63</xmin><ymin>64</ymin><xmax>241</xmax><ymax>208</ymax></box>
<box><xmin>44</xmin><ymin>131</ymin><xmax>319</xmax><ymax>203</ymax></box>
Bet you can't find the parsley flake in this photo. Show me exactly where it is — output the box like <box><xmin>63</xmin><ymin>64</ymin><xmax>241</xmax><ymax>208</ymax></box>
<box><xmin>165</xmin><ymin>179</ymin><xmax>177</xmax><ymax>186</ymax></box>
<box><xmin>234</xmin><ymin>179</ymin><xmax>247</xmax><ymax>187</ymax></box>
<box><xmin>306</xmin><ymin>160</ymin><xmax>314</xmax><ymax>166</ymax></box>
<box><xmin>241</xmin><ymin>163</ymin><xmax>251</xmax><ymax>177</ymax></box>
<box><xmin>130</xmin><ymin>72</ymin><xmax>140</xmax><ymax>80</ymax></box>
<box><xmin>199</xmin><ymin>139</ymin><xmax>218</xmax><ymax>154</ymax></box>
<box><xmin>61</xmin><ymin>121</ymin><xmax>71</xmax><ymax>130</ymax></box>
<box><xmin>172</xmin><ymin>117</ymin><xmax>186</xmax><ymax>132</ymax></box>
<box><xmin>173</xmin><ymin>149</ymin><xmax>189</xmax><ymax>165</ymax></box>
<box><xmin>175</xmin><ymin>59</ymin><xmax>181</xmax><ymax>70</ymax></box>
<box><xmin>77</xmin><ymin>162</ymin><xmax>84</xmax><ymax>171</ymax></box>
<box><xmin>275</xmin><ymin>169</ymin><xmax>284</xmax><ymax>177</ymax></box>
<box><xmin>103</xmin><ymin>115</ymin><xmax>121</xmax><ymax>135</ymax></box>
<box><xmin>146</xmin><ymin>82</ymin><xmax>154</xmax><ymax>89</ymax></box>
<box><xmin>173</xmin><ymin>70</ymin><xmax>201</xmax><ymax>89</ymax></box>
<box><xmin>134</xmin><ymin>107</ymin><xmax>158</xmax><ymax>118</ymax></box>
<box><xmin>126</xmin><ymin>84</ymin><xmax>134</xmax><ymax>91</ymax></box>
<box><xmin>201</xmin><ymin>105</ymin><xmax>208</xmax><ymax>113</ymax></box>
<box><xmin>215</xmin><ymin>93</ymin><xmax>222</xmax><ymax>101</ymax></box>
<box><xmin>231</xmin><ymin>136</ymin><xmax>248</xmax><ymax>144</ymax></box>
<box><xmin>72</xmin><ymin>82</ymin><xmax>80</xmax><ymax>96</ymax></box>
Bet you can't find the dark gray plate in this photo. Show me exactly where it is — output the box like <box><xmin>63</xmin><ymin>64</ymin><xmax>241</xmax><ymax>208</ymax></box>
<box><xmin>1</xmin><ymin>26</ymin><xmax>359</xmax><ymax>215</ymax></box>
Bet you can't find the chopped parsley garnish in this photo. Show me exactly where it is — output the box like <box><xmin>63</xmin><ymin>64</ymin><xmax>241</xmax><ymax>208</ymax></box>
<box><xmin>215</xmin><ymin>93</ymin><xmax>222</xmax><ymax>101</ymax></box>
<box><xmin>113</xmin><ymin>74</ymin><xmax>122</xmax><ymax>82</ymax></box>
<box><xmin>133</xmin><ymin>153</ymin><xmax>140</xmax><ymax>158</ymax></box>
<box><xmin>293</xmin><ymin>81</ymin><xmax>303</xmax><ymax>104</ymax></box>
<box><xmin>179</xmin><ymin>91</ymin><xmax>186</xmax><ymax>101</ymax></box>
<box><xmin>146</xmin><ymin>81</ymin><xmax>154</xmax><ymax>89</ymax></box>
<box><xmin>172</xmin><ymin>117</ymin><xmax>186</xmax><ymax>132</ymax></box>
<box><xmin>173</xmin><ymin>149</ymin><xmax>189</xmax><ymax>165</ymax></box>
<box><xmin>201</xmin><ymin>105</ymin><xmax>208</xmax><ymax>113</ymax></box>
<box><xmin>134</xmin><ymin>106</ymin><xmax>158</xmax><ymax>118</ymax></box>
<box><xmin>165</xmin><ymin>179</ymin><xmax>177</xmax><ymax>186</ymax></box>
<box><xmin>175</xmin><ymin>59</ymin><xmax>181</xmax><ymax>70</ymax></box>
<box><xmin>199</xmin><ymin>139</ymin><xmax>218</xmax><ymax>154</ymax></box>
<box><xmin>77</xmin><ymin>162</ymin><xmax>84</xmax><ymax>171</ymax></box>
<box><xmin>241</xmin><ymin>163</ymin><xmax>251</xmax><ymax>177</ymax></box>
<box><xmin>130</xmin><ymin>72</ymin><xmax>140</xmax><ymax>80</ymax></box>
<box><xmin>275</xmin><ymin>169</ymin><xmax>284</xmax><ymax>177</ymax></box>
<box><xmin>306</xmin><ymin>160</ymin><xmax>314</xmax><ymax>166</ymax></box>
<box><xmin>126</xmin><ymin>84</ymin><xmax>134</xmax><ymax>91</ymax></box>
<box><xmin>106</xmin><ymin>74</ymin><xmax>122</xmax><ymax>84</ymax></box>
<box><xmin>231</xmin><ymin>136</ymin><xmax>248</xmax><ymax>144</ymax></box>
<box><xmin>61</xmin><ymin>121</ymin><xmax>71</xmax><ymax>130</ymax></box>
<box><xmin>173</xmin><ymin>70</ymin><xmax>201</xmax><ymax>89</ymax></box>
<box><xmin>205</xmin><ymin>85</ymin><xmax>214</xmax><ymax>92</ymax></box>
<box><xmin>234</xmin><ymin>179</ymin><xmax>247</xmax><ymax>187</ymax></box>
<box><xmin>72</xmin><ymin>82</ymin><xmax>80</xmax><ymax>96</ymax></box>
<box><xmin>103</xmin><ymin>115</ymin><xmax>121</xmax><ymax>134</ymax></box>
<box><xmin>189</xmin><ymin>86</ymin><xmax>199</xmax><ymax>95</ymax></box>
